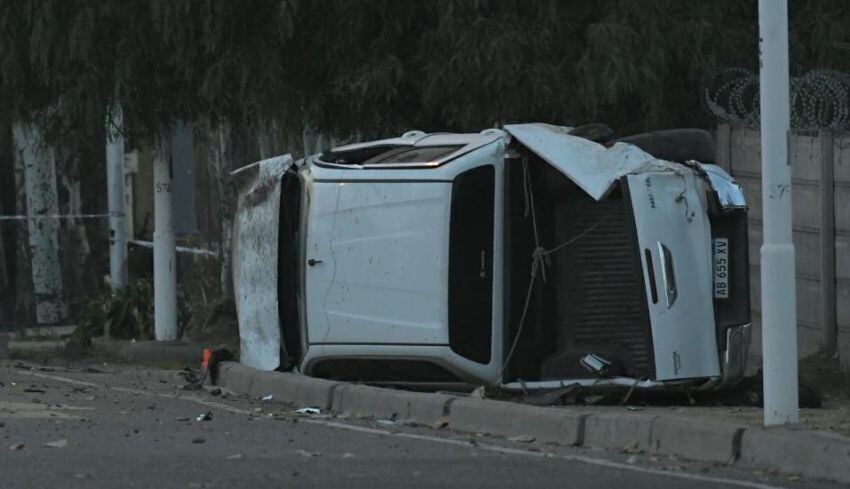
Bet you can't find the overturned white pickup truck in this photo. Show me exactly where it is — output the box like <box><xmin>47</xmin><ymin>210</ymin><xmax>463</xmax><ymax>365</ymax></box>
<box><xmin>231</xmin><ymin>123</ymin><xmax>751</xmax><ymax>391</ymax></box>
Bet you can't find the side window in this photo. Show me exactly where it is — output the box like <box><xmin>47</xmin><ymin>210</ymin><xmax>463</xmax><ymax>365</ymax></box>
<box><xmin>448</xmin><ymin>165</ymin><xmax>495</xmax><ymax>364</ymax></box>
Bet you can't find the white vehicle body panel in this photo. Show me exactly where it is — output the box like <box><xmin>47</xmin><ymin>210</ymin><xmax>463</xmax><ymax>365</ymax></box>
<box><xmin>231</xmin><ymin>155</ymin><xmax>293</xmax><ymax>371</ymax></box>
<box><xmin>504</xmin><ymin>123</ymin><xmax>671</xmax><ymax>201</ymax></box>
<box><xmin>230</xmin><ymin>125</ymin><xmax>749</xmax><ymax>389</ymax></box>
<box><xmin>306</xmin><ymin>181</ymin><xmax>452</xmax><ymax>345</ymax></box>
<box><xmin>627</xmin><ymin>171</ymin><xmax>720</xmax><ymax>380</ymax></box>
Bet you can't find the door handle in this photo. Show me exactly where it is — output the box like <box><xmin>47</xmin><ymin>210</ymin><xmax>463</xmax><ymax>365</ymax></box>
<box><xmin>307</xmin><ymin>258</ymin><xmax>323</xmax><ymax>267</ymax></box>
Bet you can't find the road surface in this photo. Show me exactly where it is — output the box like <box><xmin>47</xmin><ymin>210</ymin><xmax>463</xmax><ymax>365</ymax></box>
<box><xmin>0</xmin><ymin>361</ymin><xmax>839</xmax><ymax>489</ymax></box>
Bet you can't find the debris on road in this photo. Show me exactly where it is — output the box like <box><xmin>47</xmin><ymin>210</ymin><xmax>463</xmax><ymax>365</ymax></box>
<box><xmin>261</xmin><ymin>394</ymin><xmax>274</xmax><ymax>402</ymax></box>
<box><xmin>196</xmin><ymin>412</ymin><xmax>213</xmax><ymax>422</ymax></box>
<box><xmin>507</xmin><ymin>434</ymin><xmax>535</xmax><ymax>443</ymax></box>
<box><xmin>431</xmin><ymin>416</ymin><xmax>450</xmax><ymax>429</ymax></box>
<box><xmin>470</xmin><ymin>386</ymin><xmax>487</xmax><ymax>399</ymax></box>
<box><xmin>293</xmin><ymin>407</ymin><xmax>321</xmax><ymax>416</ymax></box>
<box><xmin>620</xmin><ymin>440</ymin><xmax>642</xmax><ymax>454</ymax></box>
<box><xmin>295</xmin><ymin>449</ymin><xmax>321</xmax><ymax>458</ymax></box>
<box><xmin>44</xmin><ymin>439</ymin><xmax>68</xmax><ymax>448</ymax></box>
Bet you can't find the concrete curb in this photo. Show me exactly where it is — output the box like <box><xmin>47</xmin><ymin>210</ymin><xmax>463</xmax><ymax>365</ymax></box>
<box><xmin>740</xmin><ymin>427</ymin><xmax>850</xmax><ymax>482</ymax></box>
<box><xmin>583</xmin><ymin>412</ymin><xmax>656</xmax><ymax>452</ymax></box>
<box><xmin>216</xmin><ymin>363</ymin><xmax>340</xmax><ymax>410</ymax></box>
<box><xmin>449</xmin><ymin>398</ymin><xmax>586</xmax><ymax>445</ymax></box>
<box><xmin>333</xmin><ymin>384</ymin><xmax>452</xmax><ymax>424</ymax></box>
<box><xmin>213</xmin><ymin>362</ymin><xmax>850</xmax><ymax>484</ymax></box>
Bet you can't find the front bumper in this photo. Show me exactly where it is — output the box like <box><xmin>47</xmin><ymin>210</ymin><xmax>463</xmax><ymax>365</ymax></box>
<box><xmin>720</xmin><ymin>323</ymin><xmax>752</xmax><ymax>387</ymax></box>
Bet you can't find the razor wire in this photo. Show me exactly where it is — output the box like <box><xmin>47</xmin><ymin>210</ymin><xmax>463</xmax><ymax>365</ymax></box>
<box><xmin>705</xmin><ymin>68</ymin><xmax>850</xmax><ymax>130</ymax></box>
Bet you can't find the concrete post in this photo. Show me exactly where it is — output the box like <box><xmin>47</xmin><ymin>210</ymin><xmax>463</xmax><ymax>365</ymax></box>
<box><xmin>758</xmin><ymin>0</ymin><xmax>799</xmax><ymax>426</ymax></box>
<box><xmin>153</xmin><ymin>140</ymin><xmax>178</xmax><ymax>341</ymax></box>
<box><xmin>106</xmin><ymin>105</ymin><xmax>128</xmax><ymax>301</ymax></box>
<box><xmin>820</xmin><ymin>132</ymin><xmax>837</xmax><ymax>353</ymax></box>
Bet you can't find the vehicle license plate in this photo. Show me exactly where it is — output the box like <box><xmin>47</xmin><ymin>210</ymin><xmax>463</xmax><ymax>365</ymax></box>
<box><xmin>713</xmin><ymin>238</ymin><xmax>729</xmax><ymax>299</ymax></box>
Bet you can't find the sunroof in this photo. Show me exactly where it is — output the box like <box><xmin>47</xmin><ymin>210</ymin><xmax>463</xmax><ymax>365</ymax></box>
<box><xmin>319</xmin><ymin>144</ymin><xmax>463</xmax><ymax>166</ymax></box>
<box><xmin>362</xmin><ymin>145</ymin><xmax>463</xmax><ymax>165</ymax></box>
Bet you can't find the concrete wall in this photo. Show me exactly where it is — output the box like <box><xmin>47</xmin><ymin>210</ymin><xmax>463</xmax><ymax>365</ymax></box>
<box><xmin>717</xmin><ymin>124</ymin><xmax>850</xmax><ymax>370</ymax></box>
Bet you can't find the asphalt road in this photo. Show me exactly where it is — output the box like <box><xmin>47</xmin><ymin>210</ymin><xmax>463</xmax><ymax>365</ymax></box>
<box><xmin>0</xmin><ymin>361</ymin><xmax>841</xmax><ymax>489</ymax></box>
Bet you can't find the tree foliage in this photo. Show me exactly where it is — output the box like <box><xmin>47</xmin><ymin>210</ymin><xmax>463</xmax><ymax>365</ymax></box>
<box><xmin>1</xmin><ymin>0</ymin><xmax>849</xmax><ymax>142</ymax></box>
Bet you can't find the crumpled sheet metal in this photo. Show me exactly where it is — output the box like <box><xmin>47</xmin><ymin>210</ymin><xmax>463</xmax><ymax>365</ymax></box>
<box><xmin>231</xmin><ymin>155</ymin><xmax>293</xmax><ymax>371</ymax></box>
<box><xmin>504</xmin><ymin>123</ymin><xmax>677</xmax><ymax>201</ymax></box>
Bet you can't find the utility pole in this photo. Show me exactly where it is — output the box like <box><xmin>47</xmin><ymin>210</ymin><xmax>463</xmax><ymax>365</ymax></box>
<box><xmin>106</xmin><ymin>104</ymin><xmax>128</xmax><ymax>302</ymax></box>
<box><xmin>758</xmin><ymin>0</ymin><xmax>799</xmax><ymax>426</ymax></box>
<box><xmin>153</xmin><ymin>139</ymin><xmax>178</xmax><ymax>341</ymax></box>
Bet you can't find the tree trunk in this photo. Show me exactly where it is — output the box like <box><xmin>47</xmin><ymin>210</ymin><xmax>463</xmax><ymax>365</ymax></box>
<box><xmin>213</xmin><ymin>123</ymin><xmax>234</xmax><ymax>299</ymax></box>
<box><xmin>12</xmin><ymin>133</ymin><xmax>33</xmax><ymax>328</ymax></box>
<box><xmin>13</xmin><ymin>122</ymin><xmax>66</xmax><ymax>326</ymax></box>
<box><xmin>59</xmin><ymin>149</ymin><xmax>92</xmax><ymax>294</ymax></box>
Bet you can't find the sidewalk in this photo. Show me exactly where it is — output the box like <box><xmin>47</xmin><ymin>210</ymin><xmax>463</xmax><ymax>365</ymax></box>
<box><xmin>212</xmin><ymin>361</ymin><xmax>850</xmax><ymax>485</ymax></box>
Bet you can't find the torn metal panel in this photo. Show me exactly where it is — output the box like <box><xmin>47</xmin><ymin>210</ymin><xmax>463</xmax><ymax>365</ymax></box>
<box><xmin>231</xmin><ymin>155</ymin><xmax>293</xmax><ymax>371</ymax></box>
<box><xmin>504</xmin><ymin>123</ymin><xmax>673</xmax><ymax>201</ymax></box>
<box><xmin>697</xmin><ymin>163</ymin><xmax>747</xmax><ymax>209</ymax></box>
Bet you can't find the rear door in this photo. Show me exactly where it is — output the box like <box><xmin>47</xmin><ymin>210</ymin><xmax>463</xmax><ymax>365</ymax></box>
<box><xmin>626</xmin><ymin>171</ymin><xmax>719</xmax><ymax>380</ymax></box>
<box><xmin>305</xmin><ymin>181</ymin><xmax>453</xmax><ymax>345</ymax></box>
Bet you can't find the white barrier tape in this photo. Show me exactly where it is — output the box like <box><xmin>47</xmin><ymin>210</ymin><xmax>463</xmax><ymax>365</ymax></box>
<box><xmin>128</xmin><ymin>239</ymin><xmax>219</xmax><ymax>258</ymax></box>
<box><xmin>0</xmin><ymin>212</ymin><xmax>122</xmax><ymax>221</ymax></box>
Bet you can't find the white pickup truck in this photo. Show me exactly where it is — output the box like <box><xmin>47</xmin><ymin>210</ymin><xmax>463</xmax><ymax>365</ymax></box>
<box><xmin>231</xmin><ymin>123</ymin><xmax>751</xmax><ymax>391</ymax></box>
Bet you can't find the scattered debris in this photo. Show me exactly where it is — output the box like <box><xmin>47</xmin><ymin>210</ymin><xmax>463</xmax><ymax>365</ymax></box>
<box><xmin>293</xmin><ymin>407</ymin><xmax>321</xmax><ymax>416</ymax></box>
<box><xmin>470</xmin><ymin>386</ymin><xmax>487</xmax><ymax>399</ymax></box>
<box><xmin>44</xmin><ymin>439</ymin><xmax>68</xmax><ymax>448</ymax></box>
<box><xmin>261</xmin><ymin>394</ymin><xmax>274</xmax><ymax>402</ymax></box>
<box><xmin>621</xmin><ymin>440</ymin><xmax>642</xmax><ymax>454</ymax></box>
<box><xmin>508</xmin><ymin>434</ymin><xmax>535</xmax><ymax>443</ymax></box>
<box><xmin>430</xmin><ymin>416</ymin><xmax>450</xmax><ymax>429</ymax></box>
<box><xmin>196</xmin><ymin>412</ymin><xmax>213</xmax><ymax>422</ymax></box>
<box><xmin>9</xmin><ymin>443</ymin><xmax>25</xmax><ymax>450</ymax></box>
<box><xmin>580</xmin><ymin>353</ymin><xmax>614</xmax><ymax>377</ymax></box>
<box><xmin>521</xmin><ymin>385</ymin><xmax>580</xmax><ymax>406</ymax></box>
<box><xmin>295</xmin><ymin>449</ymin><xmax>321</xmax><ymax>458</ymax></box>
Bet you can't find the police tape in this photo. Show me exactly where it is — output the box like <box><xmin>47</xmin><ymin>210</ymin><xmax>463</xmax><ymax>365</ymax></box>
<box><xmin>0</xmin><ymin>212</ymin><xmax>123</xmax><ymax>221</ymax></box>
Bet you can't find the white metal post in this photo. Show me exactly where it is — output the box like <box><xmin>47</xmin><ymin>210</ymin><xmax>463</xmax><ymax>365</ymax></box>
<box><xmin>153</xmin><ymin>141</ymin><xmax>178</xmax><ymax>341</ymax></box>
<box><xmin>758</xmin><ymin>0</ymin><xmax>799</xmax><ymax>426</ymax></box>
<box><xmin>106</xmin><ymin>105</ymin><xmax>128</xmax><ymax>296</ymax></box>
